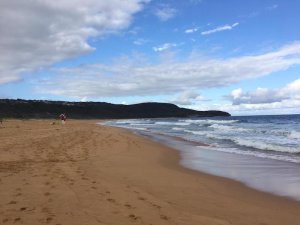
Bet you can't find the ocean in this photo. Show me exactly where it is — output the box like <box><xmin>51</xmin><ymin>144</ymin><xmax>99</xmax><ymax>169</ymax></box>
<box><xmin>103</xmin><ymin>114</ymin><xmax>300</xmax><ymax>201</ymax></box>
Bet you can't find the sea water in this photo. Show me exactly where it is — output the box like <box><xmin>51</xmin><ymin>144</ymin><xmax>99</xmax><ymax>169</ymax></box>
<box><xmin>104</xmin><ymin>115</ymin><xmax>300</xmax><ymax>201</ymax></box>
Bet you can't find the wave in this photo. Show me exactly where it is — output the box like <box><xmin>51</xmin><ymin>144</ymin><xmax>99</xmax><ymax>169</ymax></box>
<box><xmin>290</xmin><ymin>131</ymin><xmax>300</xmax><ymax>139</ymax></box>
<box><xmin>184</xmin><ymin>129</ymin><xmax>207</xmax><ymax>136</ymax></box>
<box><xmin>129</xmin><ymin>123</ymin><xmax>156</xmax><ymax>126</ymax></box>
<box><xmin>209</xmin><ymin>124</ymin><xmax>250</xmax><ymax>132</ymax></box>
<box><xmin>205</xmin><ymin>133</ymin><xmax>300</xmax><ymax>153</ymax></box>
<box><xmin>155</xmin><ymin>121</ymin><xmax>191</xmax><ymax>126</ymax></box>
<box><xmin>233</xmin><ymin>138</ymin><xmax>300</xmax><ymax>154</ymax></box>
<box><xmin>130</xmin><ymin>127</ymin><xmax>148</xmax><ymax>131</ymax></box>
<box><xmin>199</xmin><ymin>146</ymin><xmax>300</xmax><ymax>163</ymax></box>
<box><xmin>115</xmin><ymin>119</ymin><xmax>151</xmax><ymax>125</ymax></box>
<box><xmin>179</xmin><ymin>119</ymin><xmax>239</xmax><ymax>125</ymax></box>
<box><xmin>172</xmin><ymin>127</ymin><xmax>185</xmax><ymax>131</ymax></box>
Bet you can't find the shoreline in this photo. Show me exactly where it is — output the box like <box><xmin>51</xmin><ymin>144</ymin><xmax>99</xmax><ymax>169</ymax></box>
<box><xmin>1</xmin><ymin>119</ymin><xmax>300</xmax><ymax>224</ymax></box>
<box><xmin>131</xmin><ymin>128</ymin><xmax>300</xmax><ymax>202</ymax></box>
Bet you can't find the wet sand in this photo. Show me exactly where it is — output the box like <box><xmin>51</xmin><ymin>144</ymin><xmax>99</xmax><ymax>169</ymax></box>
<box><xmin>0</xmin><ymin>119</ymin><xmax>300</xmax><ymax>225</ymax></box>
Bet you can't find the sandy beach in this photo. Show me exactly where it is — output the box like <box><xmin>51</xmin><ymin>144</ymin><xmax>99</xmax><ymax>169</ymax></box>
<box><xmin>1</xmin><ymin>119</ymin><xmax>300</xmax><ymax>225</ymax></box>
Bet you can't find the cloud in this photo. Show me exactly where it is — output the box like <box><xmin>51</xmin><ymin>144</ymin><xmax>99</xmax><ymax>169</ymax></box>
<box><xmin>201</xmin><ymin>22</ymin><xmax>239</xmax><ymax>35</ymax></box>
<box><xmin>153</xmin><ymin>4</ymin><xmax>177</xmax><ymax>21</ymax></box>
<box><xmin>229</xmin><ymin>78</ymin><xmax>300</xmax><ymax>105</ymax></box>
<box><xmin>0</xmin><ymin>0</ymin><xmax>149</xmax><ymax>85</ymax></box>
<box><xmin>153</xmin><ymin>43</ymin><xmax>177</xmax><ymax>52</ymax></box>
<box><xmin>37</xmin><ymin>42</ymin><xmax>300</xmax><ymax>99</ymax></box>
<box><xmin>229</xmin><ymin>87</ymin><xmax>289</xmax><ymax>105</ymax></box>
<box><xmin>171</xmin><ymin>90</ymin><xmax>205</xmax><ymax>105</ymax></box>
<box><xmin>133</xmin><ymin>38</ymin><xmax>149</xmax><ymax>45</ymax></box>
<box><xmin>193</xmin><ymin>99</ymin><xmax>300</xmax><ymax>116</ymax></box>
<box><xmin>185</xmin><ymin>28</ymin><xmax>198</xmax><ymax>34</ymax></box>
<box><xmin>215</xmin><ymin>78</ymin><xmax>300</xmax><ymax>114</ymax></box>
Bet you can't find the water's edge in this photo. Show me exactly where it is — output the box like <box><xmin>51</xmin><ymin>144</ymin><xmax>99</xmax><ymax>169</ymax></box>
<box><xmin>102</xmin><ymin>123</ymin><xmax>300</xmax><ymax>202</ymax></box>
<box><xmin>138</xmin><ymin>130</ymin><xmax>300</xmax><ymax>202</ymax></box>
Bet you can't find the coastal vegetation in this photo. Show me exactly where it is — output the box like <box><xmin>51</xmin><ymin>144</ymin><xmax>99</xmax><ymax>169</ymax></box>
<box><xmin>0</xmin><ymin>99</ymin><xmax>230</xmax><ymax>119</ymax></box>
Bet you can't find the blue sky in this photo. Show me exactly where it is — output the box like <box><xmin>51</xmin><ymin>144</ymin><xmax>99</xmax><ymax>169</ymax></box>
<box><xmin>1</xmin><ymin>0</ymin><xmax>300</xmax><ymax>115</ymax></box>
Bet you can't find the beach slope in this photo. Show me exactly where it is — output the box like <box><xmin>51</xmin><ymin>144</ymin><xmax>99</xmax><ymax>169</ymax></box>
<box><xmin>0</xmin><ymin>120</ymin><xmax>299</xmax><ymax>225</ymax></box>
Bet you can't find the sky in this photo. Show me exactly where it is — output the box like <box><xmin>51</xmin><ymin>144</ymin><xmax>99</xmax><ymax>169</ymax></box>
<box><xmin>1</xmin><ymin>0</ymin><xmax>300</xmax><ymax>115</ymax></box>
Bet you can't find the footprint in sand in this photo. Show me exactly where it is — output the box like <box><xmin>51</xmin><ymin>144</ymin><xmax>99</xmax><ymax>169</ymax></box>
<box><xmin>14</xmin><ymin>217</ymin><xmax>21</xmax><ymax>222</ymax></box>
<box><xmin>151</xmin><ymin>203</ymin><xmax>162</xmax><ymax>209</ymax></box>
<box><xmin>44</xmin><ymin>192</ymin><xmax>51</xmax><ymax>196</ymax></box>
<box><xmin>46</xmin><ymin>217</ymin><xmax>53</xmax><ymax>223</ymax></box>
<box><xmin>2</xmin><ymin>218</ymin><xmax>9</xmax><ymax>223</ymax></box>
<box><xmin>160</xmin><ymin>215</ymin><xmax>169</xmax><ymax>220</ymax></box>
<box><xmin>8</xmin><ymin>200</ymin><xmax>17</xmax><ymax>205</ymax></box>
<box><xmin>124</xmin><ymin>203</ymin><xmax>134</xmax><ymax>209</ymax></box>
<box><xmin>107</xmin><ymin>198</ymin><xmax>116</xmax><ymax>203</ymax></box>
<box><xmin>128</xmin><ymin>214</ymin><xmax>140</xmax><ymax>221</ymax></box>
<box><xmin>20</xmin><ymin>207</ymin><xmax>27</xmax><ymax>211</ymax></box>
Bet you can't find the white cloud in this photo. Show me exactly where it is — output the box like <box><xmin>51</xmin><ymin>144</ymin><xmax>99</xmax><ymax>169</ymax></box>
<box><xmin>153</xmin><ymin>43</ymin><xmax>177</xmax><ymax>52</ymax></box>
<box><xmin>229</xmin><ymin>78</ymin><xmax>300</xmax><ymax>105</ymax></box>
<box><xmin>229</xmin><ymin>87</ymin><xmax>288</xmax><ymax>105</ymax></box>
<box><xmin>185</xmin><ymin>28</ymin><xmax>198</xmax><ymax>34</ymax></box>
<box><xmin>0</xmin><ymin>0</ymin><xmax>149</xmax><ymax>84</ymax></box>
<box><xmin>214</xmin><ymin>78</ymin><xmax>300</xmax><ymax>114</ymax></box>
<box><xmin>133</xmin><ymin>38</ymin><xmax>149</xmax><ymax>45</ymax></box>
<box><xmin>171</xmin><ymin>90</ymin><xmax>205</xmax><ymax>105</ymax></box>
<box><xmin>38</xmin><ymin>42</ymin><xmax>300</xmax><ymax>99</ymax></box>
<box><xmin>153</xmin><ymin>4</ymin><xmax>177</xmax><ymax>21</ymax></box>
<box><xmin>193</xmin><ymin>99</ymin><xmax>300</xmax><ymax>116</ymax></box>
<box><xmin>201</xmin><ymin>22</ymin><xmax>239</xmax><ymax>35</ymax></box>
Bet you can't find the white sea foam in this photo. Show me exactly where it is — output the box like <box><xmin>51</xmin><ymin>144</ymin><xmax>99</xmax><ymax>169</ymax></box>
<box><xmin>179</xmin><ymin>119</ymin><xmax>239</xmax><ymax>124</ymax></box>
<box><xmin>172</xmin><ymin>127</ymin><xmax>185</xmax><ymax>131</ymax></box>
<box><xmin>209</xmin><ymin>124</ymin><xmax>249</xmax><ymax>132</ymax></box>
<box><xmin>290</xmin><ymin>131</ymin><xmax>300</xmax><ymax>139</ymax></box>
<box><xmin>115</xmin><ymin>121</ymin><xmax>130</xmax><ymax>124</ymax></box>
<box><xmin>129</xmin><ymin>123</ymin><xmax>155</xmax><ymax>126</ymax></box>
<box><xmin>115</xmin><ymin>119</ymin><xmax>151</xmax><ymax>125</ymax></box>
<box><xmin>205</xmin><ymin>133</ymin><xmax>300</xmax><ymax>154</ymax></box>
<box><xmin>233</xmin><ymin>138</ymin><xmax>300</xmax><ymax>154</ymax></box>
<box><xmin>197</xmin><ymin>146</ymin><xmax>300</xmax><ymax>163</ymax></box>
<box><xmin>130</xmin><ymin>127</ymin><xmax>148</xmax><ymax>131</ymax></box>
<box><xmin>155</xmin><ymin>121</ymin><xmax>190</xmax><ymax>126</ymax></box>
<box><xmin>184</xmin><ymin>129</ymin><xmax>207</xmax><ymax>136</ymax></box>
<box><xmin>206</xmin><ymin>119</ymin><xmax>239</xmax><ymax>124</ymax></box>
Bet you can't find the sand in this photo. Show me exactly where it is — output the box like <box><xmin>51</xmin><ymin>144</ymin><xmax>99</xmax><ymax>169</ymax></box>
<box><xmin>0</xmin><ymin>119</ymin><xmax>300</xmax><ymax>225</ymax></box>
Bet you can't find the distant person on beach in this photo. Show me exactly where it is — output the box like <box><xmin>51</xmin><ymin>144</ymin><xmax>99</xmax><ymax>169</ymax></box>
<box><xmin>59</xmin><ymin>113</ymin><xmax>66</xmax><ymax>124</ymax></box>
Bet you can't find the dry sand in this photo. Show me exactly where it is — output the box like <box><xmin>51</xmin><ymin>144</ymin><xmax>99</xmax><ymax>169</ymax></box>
<box><xmin>0</xmin><ymin>119</ymin><xmax>300</xmax><ymax>225</ymax></box>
